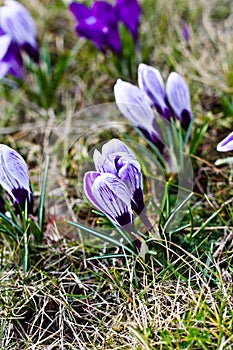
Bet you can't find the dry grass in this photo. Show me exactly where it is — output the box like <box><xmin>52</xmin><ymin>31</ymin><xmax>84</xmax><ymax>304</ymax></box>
<box><xmin>0</xmin><ymin>0</ymin><xmax>233</xmax><ymax>348</ymax></box>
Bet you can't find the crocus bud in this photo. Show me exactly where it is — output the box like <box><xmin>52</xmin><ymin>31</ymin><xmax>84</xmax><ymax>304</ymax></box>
<box><xmin>84</xmin><ymin>139</ymin><xmax>145</xmax><ymax>227</ymax></box>
<box><xmin>114</xmin><ymin>79</ymin><xmax>163</xmax><ymax>148</ymax></box>
<box><xmin>166</xmin><ymin>72</ymin><xmax>192</xmax><ymax>129</ymax></box>
<box><xmin>0</xmin><ymin>0</ymin><xmax>39</xmax><ymax>62</ymax></box>
<box><xmin>138</xmin><ymin>63</ymin><xmax>173</xmax><ymax>120</ymax></box>
<box><xmin>217</xmin><ymin>132</ymin><xmax>233</xmax><ymax>152</ymax></box>
<box><xmin>0</xmin><ymin>144</ymin><xmax>33</xmax><ymax>211</ymax></box>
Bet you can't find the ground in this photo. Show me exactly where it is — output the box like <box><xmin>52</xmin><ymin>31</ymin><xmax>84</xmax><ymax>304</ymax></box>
<box><xmin>0</xmin><ymin>0</ymin><xmax>233</xmax><ymax>349</ymax></box>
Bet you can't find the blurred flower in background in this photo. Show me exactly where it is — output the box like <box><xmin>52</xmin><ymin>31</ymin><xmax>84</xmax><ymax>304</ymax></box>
<box><xmin>0</xmin><ymin>0</ymin><xmax>39</xmax><ymax>79</ymax></box>
<box><xmin>69</xmin><ymin>0</ymin><xmax>141</xmax><ymax>55</ymax></box>
<box><xmin>181</xmin><ymin>21</ymin><xmax>190</xmax><ymax>43</ymax></box>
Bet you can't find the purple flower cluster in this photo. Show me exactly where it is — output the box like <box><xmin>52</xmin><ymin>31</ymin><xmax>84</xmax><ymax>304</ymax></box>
<box><xmin>0</xmin><ymin>0</ymin><xmax>39</xmax><ymax>79</ymax></box>
<box><xmin>0</xmin><ymin>144</ymin><xmax>33</xmax><ymax>212</ymax></box>
<box><xmin>114</xmin><ymin>63</ymin><xmax>192</xmax><ymax>149</ymax></box>
<box><xmin>83</xmin><ymin>139</ymin><xmax>144</xmax><ymax>227</ymax></box>
<box><xmin>69</xmin><ymin>0</ymin><xmax>141</xmax><ymax>55</ymax></box>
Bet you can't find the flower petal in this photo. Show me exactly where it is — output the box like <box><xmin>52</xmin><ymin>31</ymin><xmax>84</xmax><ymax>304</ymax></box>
<box><xmin>0</xmin><ymin>144</ymin><xmax>33</xmax><ymax>207</ymax></box>
<box><xmin>115</xmin><ymin>0</ymin><xmax>141</xmax><ymax>42</ymax></box>
<box><xmin>0</xmin><ymin>38</ymin><xmax>23</xmax><ymax>79</ymax></box>
<box><xmin>217</xmin><ymin>132</ymin><xmax>233</xmax><ymax>152</ymax></box>
<box><xmin>138</xmin><ymin>63</ymin><xmax>172</xmax><ymax>120</ymax></box>
<box><xmin>0</xmin><ymin>0</ymin><xmax>38</xmax><ymax>51</ymax></box>
<box><xmin>114</xmin><ymin>79</ymin><xmax>163</xmax><ymax>144</ymax></box>
<box><xmin>84</xmin><ymin>171</ymin><xmax>134</xmax><ymax>225</ymax></box>
<box><xmin>69</xmin><ymin>2</ymin><xmax>91</xmax><ymax>21</ymax></box>
<box><xmin>166</xmin><ymin>72</ymin><xmax>192</xmax><ymax>128</ymax></box>
<box><xmin>0</xmin><ymin>33</ymin><xmax>11</xmax><ymax>60</ymax></box>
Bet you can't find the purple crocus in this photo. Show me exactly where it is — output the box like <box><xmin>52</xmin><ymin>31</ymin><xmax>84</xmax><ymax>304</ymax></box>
<box><xmin>69</xmin><ymin>0</ymin><xmax>141</xmax><ymax>55</ymax></box>
<box><xmin>0</xmin><ymin>144</ymin><xmax>33</xmax><ymax>211</ymax></box>
<box><xmin>114</xmin><ymin>79</ymin><xmax>164</xmax><ymax>151</ymax></box>
<box><xmin>217</xmin><ymin>132</ymin><xmax>233</xmax><ymax>152</ymax></box>
<box><xmin>69</xmin><ymin>1</ymin><xmax>121</xmax><ymax>54</ymax></box>
<box><xmin>115</xmin><ymin>0</ymin><xmax>141</xmax><ymax>43</ymax></box>
<box><xmin>84</xmin><ymin>139</ymin><xmax>145</xmax><ymax>227</ymax></box>
<box><xmin>0</xmin><ymin>0</ymin><xmax>39</xmax><ymax>79</ymax></box>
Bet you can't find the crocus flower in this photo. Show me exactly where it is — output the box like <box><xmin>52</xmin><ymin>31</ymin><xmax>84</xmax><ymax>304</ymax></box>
<box><xmin>69</xmin><ymin>0</ymin><xmax>141</xmax><ymax>55</ymax></box>
<box><xmin>114</xmin><ymin>79</ymin><xmax>164</xmax><ymax>151</ymax></box>
<box><xmin>69</xmin><ymin>1</ymin><xmax>121</xmax><ymax>54</ymax></box>
<box><xmin>0</xmin><ymin>0</ymin><xmax>39</xmax><ymax>62</ymax></box>
<box><xmin>84</xmin><ymin>139</ymin><xmax>145</xmax><ymax>227</ymax></box>
<box><xmin>0</xmin><ymin>144</ymin><xmax>33</xmax><ymax>211</ymax></box>
<box><xmin>217</xmin><ymin>132</ymin><xmax>233</xmax><ymax>152</ymax></box>
<box><xmin>138</xmin><ymin>63</ymin><xmax>192</xmax><ymax>128</ymax></box>
<box><xmin>0</xmin><ymin>0</ymin><xmax>39</xmax><ymax>79</ymax></box>
<box><xmin>115</xmin><ymin>0</ymin><xmax>141</xmax><ymax>43</ymax></box>
<box><xmin>138</xmin><ymin>63</ymin><xmax>173</xmax><ymax>120</ymax></box>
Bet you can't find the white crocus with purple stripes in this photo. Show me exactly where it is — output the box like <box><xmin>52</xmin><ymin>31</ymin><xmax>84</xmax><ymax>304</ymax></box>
<box><xmin>0</xmin><ymin>144</ymin><xmax>33</xmax><ymax>209</ymax></box>
<box><xmin>0</xmin><ymin>0</ymin><xmax>38</xmax><ymax>53</ymax></box>
<box><xmin>84</xmin><ymin>139</ymin><xmax>145</xmax><ymax>227</ymax></box>
<box><xmin>114</xmin><ymin>79</ymin><xmax>163</xmax><ymax>149</ymax></box>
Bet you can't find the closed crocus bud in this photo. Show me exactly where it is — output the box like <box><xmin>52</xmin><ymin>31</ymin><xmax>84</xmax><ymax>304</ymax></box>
<box><xmin>0</xmin><ymin>33</ymin><xmax>23</xmax><ymax>79</ymax></box>
<box><xmin>114</xmin><ymin>79</ymin><xmax>163</xmax><ymax>149</ymax></box>
<box><xmin>0</xmin><ymin>0</ymin><xmax>39</xmax><ymax>62</ymax></box>
<box><xmin>138</xmin><ymin>63</ymin><xmax>173</xmax><ymax>120</ymax></box>
<box><xmin>166</xmin><ymin>72</ymin><xmax>192</xmax><ymax>130</ymax></box>
<box><xmin>217</xmin><ymin>132</ymin><xmax>233</xmax><ymax>152</ymax></box>
<box><xmin>84</xmin><ymin>171</ymin><xmax>134</xmax><ymax>227</ymax></box>
<box><xmin>0</xmin><ymin>144</ymin><xmax>33</xmax><ymax>211</ymax></box>
<box><xmin>115</xmin><ymin>0</ymin><xmax>141</xmax><ymax>43</ymax></box>
<box><xmin>84</xmin><ymin>139</ymin><xmax>146</xmax><ymax>227</ymax></box>
<box><xmin>93</xmin><ymin>139</ymin><xmax>144</xmax><ymax>215</ymax></box>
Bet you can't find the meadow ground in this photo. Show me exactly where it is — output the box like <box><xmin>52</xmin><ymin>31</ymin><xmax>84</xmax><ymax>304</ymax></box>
<box><xmin>0</xmin><ymin>0</ymin><xmax>233</xmax><ymax>349</ymax></box>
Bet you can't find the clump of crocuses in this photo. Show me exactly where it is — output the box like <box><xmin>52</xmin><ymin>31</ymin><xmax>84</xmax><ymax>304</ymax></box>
<box><xmin>0</xmin><ymin>0</ymin><xmax>39</xmax><ymax>79</ymax></box>
<box><xmin>83</xmin><ymin>139</ymin><xmax>144</xmax><ymax>228</ymax></box>
<box><xmin>69</xmin><ymin>0</ymin><xmax>141</xmax><ymax>55</ymax></box>
<box><xmin>0</xmin><ymin>144</ymin><xmax>33</xmax><ymax>212</ymax></box>
<box><xmin>115</xmin><ymin>63</ymin><xmax>192</xmax><ymax>133</ymax></box>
